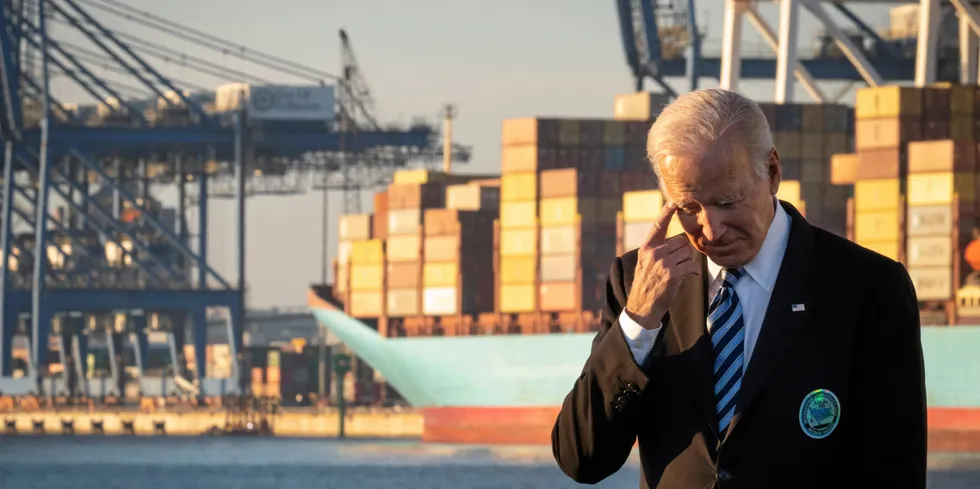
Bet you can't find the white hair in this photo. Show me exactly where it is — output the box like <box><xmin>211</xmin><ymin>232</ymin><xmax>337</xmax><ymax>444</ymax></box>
<box><xmin>646</xmin><ymin>88</ymin><xmax>773</xmax><ymax>183</ymax></box>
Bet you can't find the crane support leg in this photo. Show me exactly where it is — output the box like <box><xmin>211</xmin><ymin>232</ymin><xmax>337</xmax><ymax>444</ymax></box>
<box><xmin>719</xmin><ymin>0</ymin><xmax>744</xmax><ymax>92</ymax></box>
<box><xmin>743</xmin><ymin>4</ymin><xmax>824</xmax><ymax>103</ymax></box>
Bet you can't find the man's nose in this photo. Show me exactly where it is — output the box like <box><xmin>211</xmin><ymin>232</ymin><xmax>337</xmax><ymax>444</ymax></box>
<box><xmin>699</xmin><ymin>211</ymin><xmax>726</xmax><ymax>242</ymax></box>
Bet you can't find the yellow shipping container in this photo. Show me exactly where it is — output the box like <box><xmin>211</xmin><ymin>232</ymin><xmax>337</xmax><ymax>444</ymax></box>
<box><xmin>499</xmin><ymin>284</ymin><xmax>536</xmax><ymax>312</ymax></box>
<box><xmin>350</xmin><ymin>239</ymin><xmax>384</xmax><ymax>265</ymax></box>
<box><xmin>500</xmin><ymin>201</ymin><xmax>537</xmax><ymax>228</ymax></box>
<box><xmin>854</xmin><ymin>179</ymin><xmax>901</xmax><ymax>212</ymax></box>
<box><xmin>349</xmin><ymin>291</ymin><xmax>384</xmax><ymax>317</ymax></box>
<box><xmin>499</xmin><ymin>255</ymin><xmax>537</xmax><ymax>284</ymax></box>
<box><xmin>854</xmin><ymin>86</ymin><xmax>922</xmax><ymax>119</ymax></box>
<box><xmin>423</xmin><ymin>262</ymin><xmax>458</xmax><ymax>287</ymax></box>
<box><xmin>855</xmin><ymin>210</ymin><xmax>901</xmax><ymax>242</ymax></box>
<box><xmin>501</xmin><ymin>145</ymin><xmax>543</xmax><ymax>173</ymax></box>
<box><xmin>623</xmin><ymin>190</ymin><xmax>664</xmax><ymax>222</ymax></box>
<box><xmin>540</xmin><ymin>198</ymin><xmax>595</xmax><ymax>226</ymax></box>
<box><xmin>501</xmin><ymin>172</ymin><xmax>537</xmax><ymax>201</ymax></box>
<box><xmin>500</xmin><ymin>228</ymin><xmax>538</xmax><ymax>256</ymax></box>
<box><xmin>907</xmin><ymin>172</ymin><xmax>976</xmax><ymax>206</ymax></box>
<box><xmin>386</xmin><ymin>234</ymin><xmax>421</xmax><ymax>262</ymax></box>
<box><xmin>349</xmin><ymin>264</ymin><xmax>384</xmax><ymax>291</ymax></box>
<box><xmin>777</xmin><ymin>180</ymin><xmax>801</xmax><ymax>204</ymax></box>
<box><xmin>860</xmin><ymin>240</ymin><xmax>901</xmax><ymax>261</ymax></box>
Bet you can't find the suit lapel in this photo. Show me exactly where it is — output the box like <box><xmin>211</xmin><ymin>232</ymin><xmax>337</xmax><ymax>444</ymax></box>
<box><xmin>665</xmin><ymin>250</ymin><xmax>719</xmax><ymax>440</ymax></box>
<box><xmin>726</xmin><ymin>201</ymin><xmax>818</xmax><ymax>437</ymax></box>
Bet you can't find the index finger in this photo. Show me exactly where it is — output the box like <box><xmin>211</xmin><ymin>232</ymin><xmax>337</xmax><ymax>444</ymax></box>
<box><xmin>645</xmin><ymin>201</ymin><xmax>678</xmax><ymax>246</ymax></box>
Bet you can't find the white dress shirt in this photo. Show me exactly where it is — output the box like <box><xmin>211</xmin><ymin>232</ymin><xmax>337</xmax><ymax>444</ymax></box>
<box><xmin>620</xmin><ymin>199</ymin><xmax>791</xmax><ymax>367</ymax></box>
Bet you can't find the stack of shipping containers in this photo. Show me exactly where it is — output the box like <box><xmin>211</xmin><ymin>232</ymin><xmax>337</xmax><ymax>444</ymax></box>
<box><xmin>497</xmin><ymin>118</ymin><xmax>551</xmax><ymax>316</ymax></box>
<box><xmin>422</xmin><ymin>206</ymin><xmax>497</xmax><ymax>333</ymax></box>
<box><xmin>851</xmin><ymin>86</ymin><xmax>922</xmax><ymax>262</ymax></box>
<box><xmin>385</xmin><ymin>180</ymin><xmax>445</xmax><ymax>322</ymax></box>
<box><xmin>905</xmin><ymin>139</ymin><xmax>975</xmax><ymax>303</ymax></box>
<box><xmin>903</xmin><ymin>84</ymin><xmax>976</xmax><ymax>304</ymax></box>
<box><xmin>757</xmin><ymin>102</ymin><xmax>854</xmax><ymax>233</ymax></box>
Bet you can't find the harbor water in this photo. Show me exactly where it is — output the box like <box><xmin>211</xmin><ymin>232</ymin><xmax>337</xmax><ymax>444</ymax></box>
<box><xmin>0</xmin><ymin>436</ymin><xmax>977</xmax><ymax>488</ymax></box>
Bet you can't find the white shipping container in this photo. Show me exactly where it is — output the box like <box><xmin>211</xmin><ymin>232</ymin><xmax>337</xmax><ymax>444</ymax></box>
<box><xmin>906</xmin><ymin>236</ymin><xmax>953</xmax><ymax>268</ymax></box>
<box><xmin>907</xmin><ymin>266</ymin><xmax>952</xmax><ymax>300</ymax></box>
<box><xmin>423</xmin><ymin>287</ymin><xmax>457</xmax><ymax>316</ymax></box>
<box><xmin>540</xmin><ymin>255</ymin><xmax>578</xmax><ymax>282</ymax></box>
<box><xmin>541</xmin><ymin>227</ymin><xmax>577</xmax><ymax>255</ymax></box>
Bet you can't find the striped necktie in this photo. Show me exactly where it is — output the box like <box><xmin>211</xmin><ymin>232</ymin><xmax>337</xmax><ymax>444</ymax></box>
<box><xmin>707</xmin><ymin>267</ymin><xmax>746</xmax><ymax>434</ymax></box>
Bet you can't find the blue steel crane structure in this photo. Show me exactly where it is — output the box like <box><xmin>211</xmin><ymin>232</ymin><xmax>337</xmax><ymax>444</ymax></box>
<box><xmin>0</xmin><ymin>0</ymin><xmax>465</xmax><ymax>401</ymax></box>
<box><xmin>618</xmin><ymin>0</ymin><xmax>980</xmax><ymax>102</ymax></box>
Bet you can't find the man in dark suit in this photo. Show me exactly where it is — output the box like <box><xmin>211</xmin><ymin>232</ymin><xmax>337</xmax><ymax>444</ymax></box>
<box><xmin>551</xmin><ymin>89</ymin><xmax>927</xmax><ymax>488</ymax></box>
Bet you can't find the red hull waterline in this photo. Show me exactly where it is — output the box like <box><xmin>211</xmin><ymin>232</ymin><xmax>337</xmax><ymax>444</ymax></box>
<box><xmin>420</xmin><ymin>407</ymin><xmax>980</xmax><ymax>452</ymax></box>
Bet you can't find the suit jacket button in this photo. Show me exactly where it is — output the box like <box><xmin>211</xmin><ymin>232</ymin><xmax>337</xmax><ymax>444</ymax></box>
<box><xmin>717</xmin><ymin>469</ymin><xmax>732</xmax><ymax>483</ymax></box>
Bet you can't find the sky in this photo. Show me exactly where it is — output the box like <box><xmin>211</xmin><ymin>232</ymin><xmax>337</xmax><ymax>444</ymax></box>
<box><xmin>44</xmin><ymin>0</ymin><xmax>903</xmax><ymax>308</ymax></box>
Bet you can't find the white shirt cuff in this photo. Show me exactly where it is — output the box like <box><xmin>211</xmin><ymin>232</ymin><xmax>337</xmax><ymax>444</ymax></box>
<box><xmin>619</xmin><ymin>309</ymin><xmax>662</xmax><ymax>366</ymax></box>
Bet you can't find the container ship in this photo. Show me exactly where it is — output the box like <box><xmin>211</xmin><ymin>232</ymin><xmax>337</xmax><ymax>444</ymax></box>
<box><xmin>308</xmin><ymin>87</ymin><xmax>980</xmax><ymax>451</ymax></box>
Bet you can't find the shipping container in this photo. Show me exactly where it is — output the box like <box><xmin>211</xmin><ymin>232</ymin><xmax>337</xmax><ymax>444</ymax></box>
<box><xmin>854</xmin><ymin>86</ymin><xmax>923</xmax><ymax>120</ymax></box>
<box><xmin>387</xmin><ymin>182</ymin><xmax>446</xmax><ymax>210</ymax></box>
<box><xmin>339</xmin><ymin>214</ymin><xmax>372</xmax><ymax>241</ymax></box>
<box><xmin>855</xmin><ymin>147</ymin><xmax>905</xmax><ymax>180</ymax></box>
<box><xmin>501</xmin><ymin>118</ymin><xmax>560</xmax><ymax>146</ymax></box>
<box><xmin>830</xmin><ymin>153</ymin><xmax>858</xmax><ymax>185</ymax></box>
<box><xmin>907</xmin><ymin>140</ymin><xmax>976</xmax><ymax>174</ymax></box>
<box><xmin>350</xmin><ymin>240</ymin><xmax>384</xmax><ymax>265</ymax></box>
<box><xmin>500</xmin><ymin>201</ymin><xmax>538</xmax><ymax>229</ymax></box>
<box><xmin>446</xmin><ymin>183</ymin><xmax>500</xmax><ymax>211</ymax></box>
<box><xmin>501</xmin><ymin>172</ymin><xmax>538</xmax><ymax>202</ymax></box>
<box><xmin>854</xmin><ymin>179</ymin><xmax>902</xmax><ymax>212</ymax></box>
<box><xmin>612</xmin><ymin>92</ymin><xmax>671</xmax><ymax>121</ymax></box>
<box><xmin>855</xmin><ymin>210</ymin><xmax>902</xmax><ymax>242</ymax></box>
<box><xmin>907</xmin><ymin>173</ymin><xmax>976</xmax><ymax>206</ymax></box>
<box><xmin>349</xmin><ymin>291</ymin><xmax>384</xmax><ymax>318</ymax></box>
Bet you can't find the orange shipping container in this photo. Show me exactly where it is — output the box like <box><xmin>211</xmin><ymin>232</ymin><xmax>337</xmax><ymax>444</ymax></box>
<box><xmin>908</xmin><ymin>140</ymin><xmax>976</xmax><ymax>174</ymax></box>
<box><xmin>501</xmin><ymin>118</ymin><xmax>560</xmax><ymax>146</ymax></box>
<box><xmin>538</xmin><ymin>281</ymin><xmax>603</xmax><ymax>312</ymax></box>
<box><xmin>387</xmin><ymin>261</ymin><xmax>421</xmax><ymax>289</ymax></box>
<box><xmin>854</xmin><ymin>118</ymin><xmax>922</xmax><ymax>150</ymax></box>
<box><xmin>830</xmin><ymin>153</ymin><xmax>858</xmax><ymax>185</ymax></box>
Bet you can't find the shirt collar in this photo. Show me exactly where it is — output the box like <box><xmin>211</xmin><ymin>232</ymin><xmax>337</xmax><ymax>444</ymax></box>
<box><xmin>706</xmin><ymin>198</ymin><xmax>791</xmax><ymax>293</ymax></box>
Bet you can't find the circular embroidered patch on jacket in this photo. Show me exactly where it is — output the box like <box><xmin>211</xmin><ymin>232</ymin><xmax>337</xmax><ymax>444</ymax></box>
<box><xmin>799</xmin><ymin>389</ymin><xmax>840</xmax><ymax>439</ymax></box>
